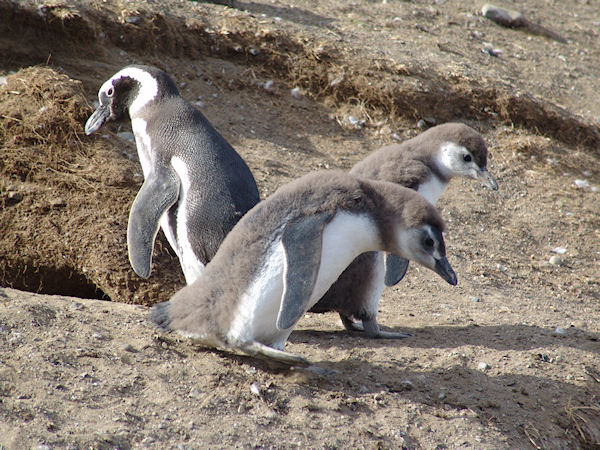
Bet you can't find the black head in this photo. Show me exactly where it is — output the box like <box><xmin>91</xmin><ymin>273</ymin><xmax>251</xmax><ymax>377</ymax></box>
<box><xmin>85</xmin><ymin>65</ymin><xmax>179</xmax><ymax>135</ymax></box>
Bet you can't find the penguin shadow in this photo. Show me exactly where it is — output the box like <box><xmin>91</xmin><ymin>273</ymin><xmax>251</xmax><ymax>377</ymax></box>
<box><xmin>289</xmin><ymin>323</ymin><xmax>600</xmax><ymax>354</ymax></box>
<box><xmin>284</xmin><ymin>326</ymin><xmax>600</xmax><ymax>447</ymax></box>
<box><xmin>300</xmin><ymin>357</ymin><xmax>599</xmax><ymax>448</ymax></box>
<box><xmin>231</xmin><ymin>1</ymin><xmax>336</xmax><ymax>29</ymax></box>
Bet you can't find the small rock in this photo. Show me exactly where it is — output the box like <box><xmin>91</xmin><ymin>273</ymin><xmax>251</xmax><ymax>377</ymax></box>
<box><xmin>552</xmin><ymin>247</ymin><xmax>567</xmax><ymax>255</ymax></box>
<box><xmin>263</xmin><ymin>80</ymin><xmax>274</xmax><ymax>91</ymax></box>
<box><xmin>121</xmin><ymin>344</ymin><xmax>137</xmax><ymax>353</ymax></box>
<box><xmin>6</xmin><ymin>191</ymin><xmax>23</xmax><ymax>204</ymax></box>
<box><xmin>70</xmin><ymin>301</ymin><xmax>85</xmax><ymax>310</ymax></box>
<box><xmin>482</xmin><ymin>4</ymin><xmax>524</xmax><ymax>28</ymax></box>
<box><xmin>179</xmin><ymin>81</ymin><xmax>187</xmax><ymax>89</ymax></box>
<box><xmin>249</xmin><ymin>48</ymin><xmax>260</xmax><ymax>56</ymax></box>
<box><xmin>161</xmin><ymin>342</ymin><xmax>168</xmax><ymax>349</ymax></box>
<box><xmin>478</xmin><ymin>362</ymin><xmax>490</xmax><ymax>371</ymax></box>
<box><xmin>471</xmin><ymin>297</ymin><xmax>481</xmax><ymax>303</ymax></box>
<box><xmin>290</xmin><ymin>87</ymin><xmax>302</xmax><ymax>99</ymax></box>
<box><xmin>250</xmin><ymin>382</ymin><xmax>261</xmax><ymax>397</ymax></box>
<box><xmin>484</xmin><ymin>47</ymin><xmax>503</xmax><ymax>57</ymax></box>
<box><xmin>50</xmin><ymin>197</ymin><xmax>66</xmax><ymax>208</ymax></box>
<box><xmin>554</xmin><ymin>326</ymin><xmax>566</xmax><ymax>335</ymax></box>
<box><xmin>437</xmin><ymin>392</ymin><xmax>446</xmax><ymax>400</ymax></box>
<box><xmin>189</xmin><ymin>387</ymin><xmax>203</xmax><ymax>398</ymax></box>
<box><xmin>92</xmin><ymin>332</ymin><xmax>104</xmax><ymax>340</ymax></box>
<box><xmin>400</xmin><ymin>380</ymin><xmax>414</xmax><ymax>391</ymax></box>
<box><xmin>0</xmin><ymin>76</ymin><xmax>7</xmax><ymax>85</ymax></box>
<box><xmin>116</xmin><ymin>131</ymin><xmax>135</xmax><ymax>142</ymax></box>
<box><xmin>125</xmin><ymin>16</ymin><xmax>140</xmax><ymax>25</ymax></box>
<box><xmin>194</xmin><ymin>100</ymin><xmax>205</xmax><ymax>108</ymax></box>
<box><xmin>549</xmin><ymin>255</ymin><xmax>563</xmax><ymax>266</ymax></box>
<box><xmin>574</xmin><ymin>179</ymin><xmax>590</xmax><ymax>188</ymax></box>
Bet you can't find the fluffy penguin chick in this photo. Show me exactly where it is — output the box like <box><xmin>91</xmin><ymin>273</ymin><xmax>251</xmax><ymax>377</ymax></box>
<box><xmin>149</xmin><ymin>170</ymin><xmax>457</xmax><ymax>367</ymax></box>
<box><xmin>85</xmin><ymin>65</ymin><xmax>259</xmax><ymax>284</ymax></box>
<box><xmin>311</xmin><ymin>123</ymin><xmax>498</xmax><ymax>338</ymax></box>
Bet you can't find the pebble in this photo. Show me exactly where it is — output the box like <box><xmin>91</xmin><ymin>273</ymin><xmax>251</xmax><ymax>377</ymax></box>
<box><xmin>549</xmin><ymin>255</ymin><xmax>563</xmax><ymax>266</ymax></box>
<box><xmin>194</xmin><ymin>100</ymin><xmax>205</xmax><ymax>108</ymax></box>
<box><xmin>484</xmin><ymin>47</ymin><xmax>503</xmax><ymax>57</ymax></box>
<box><xmin>482</xmin><ymin>4</ymin><xmax>523</xmax><ymax>27</ymax></box>
<box><xmin>400</xmin><ymin>380</ymin><xmax>414</xmax><ymax>391</ymax></box>
<box><xmin>263</xmin><ymin>80</ymin><xmax>274</xmax><ymax>91</ymax></box>
<box><xmin>574</xmin><ymin>179</ymin><xmax>590</xmax><ymax>188</ymax></box>
<box><xmin>290</xmin><ymin>87</ymin><xmax>302</xmax><ymax>99</ymax></box>
<box><xmin>478</xmin><ymin>362</ymin><xmax>490</xmax><ymax>371</ymax></box>
<box><xmin>250</xmin><ymin>382</ymin><xmax>261</xmax><ymax>397</ymax></box>
<box><xmin>125</xmin><ymin>16</ymin><xmax>141</xmax><ymax>25</ymax></box>
<box><xmin>189</xmin><ymin>386</ymin><xmax>203</xmax><ymax>398</ymax></box>
<box><xmin>417</xmin><ymin>117</ymin><xmax>436</xmax><ymax>129</ymax></box>
<box><xmin>0</xmin><ymin>76</ymin><xmax>7</xmax><ymax>85</ymax></box>
<box><xmin>116</xmin><ymin>131</ymin><xmax>135</xmax><ymax>142</ymax></box>
<box><xmin>552</xmin><ymin>247</ymin><xmax>567</xmax><ymax>255</ymax></box>
<box><xmin>6</xmin><ymin>191</ymin><xmax>23</xmax><ymax>204</ymax></box>
<box><xmin>554</xmin><ymin>326</ymin><xmax>567</xmax><ymax>335</ymax></box>
<box><xmin>471</xmin><ymin>296</ymin><xmax>481</xmax><ymax>303</ymax></box>
<box><xmin>249</xmin><ymin>48</ymin><xmax>260</xmax><ymax>56</ymax></box>
<box><xmin>121</xmin><ymin>343</ymin><xmax>137</xmax><ymax>353</ymax></box>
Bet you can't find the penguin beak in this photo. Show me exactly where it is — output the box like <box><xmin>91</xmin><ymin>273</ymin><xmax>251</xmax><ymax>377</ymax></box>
<box><xmin>85</xmin><ymin>103</ymin><xmax>111</xmax><ymax>135</ymax></box>
<box><xmin>477</xmin><ymin>168</ymin><xmax>498</xmax><ymax>190</ymax></box>
<box><xmin>433</xmin><ymin>256</ymin><xmax>458</xmax><ymax>286</ymax></box>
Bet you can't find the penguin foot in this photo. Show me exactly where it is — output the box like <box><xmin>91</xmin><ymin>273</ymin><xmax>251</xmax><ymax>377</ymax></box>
<box><xmin>238</xmin><ymin>341</ymin><xmax>311</xmax><ymax>368</ymax></box>
<box><xmin>339</xmin><ymin>314</ymin><xmax>365</xmax><ymax>332</ymax></box>
<box><xmin>363</xmin><ymin>319</ymin><xmax>412</xmax><ymax>339</ymax></box>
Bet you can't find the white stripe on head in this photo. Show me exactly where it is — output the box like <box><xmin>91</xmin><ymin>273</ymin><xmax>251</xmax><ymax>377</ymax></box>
<box><xmin>103</xmin><ymin>67</ymin><xmax>159</xmax><ymax>117</ymax></box>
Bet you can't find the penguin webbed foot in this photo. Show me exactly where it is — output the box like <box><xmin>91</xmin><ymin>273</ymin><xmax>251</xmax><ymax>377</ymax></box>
<box><xmin>340</xmin><ymin>314</ymin><xmax>365</xmax><ymax>332</ymax></box>
<box><xmin>237</xmin><ymin>341</ymin><xmax>311</xmax><ymax>368</ymax></box>
<box><xmin>340</xmin><ymin>314</ymin><xmax>412</xmax><ymax>339</ymax></box>
<box><xmin>363</xmin><ymin>318</ymin><xmax>412</xmax><ymax>339</ymax></box>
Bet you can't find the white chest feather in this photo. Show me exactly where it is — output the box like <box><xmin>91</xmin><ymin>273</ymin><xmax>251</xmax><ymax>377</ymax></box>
<box><xmin>131</xmin><ymin>118</ymin><xmax>153</xmax><ymax>178</ymax></box>
<box><xmin>228</xmin><ymin>242</ymin><xmax>286</xmax><ymax>348</ymax></box>
<box><xmin>227</xmin><ymin>213</ymin><xmax>379</xmax><ymax>349</ymax></box>
<box><xmin>417</xmin><ymin>175</ymin><xmax>447</xmax><ymax>205</ymax></box>
<box><xmin>170</xmin><ymin>156</ymin><xmax>205</xmax><ymax>284</ymax></box>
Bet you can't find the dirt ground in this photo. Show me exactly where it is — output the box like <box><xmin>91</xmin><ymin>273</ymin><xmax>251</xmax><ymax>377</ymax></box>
<box><xmin>1</xmin><ymin>0</ymin><xmax>600</xmax><ymax>448</ymax></box>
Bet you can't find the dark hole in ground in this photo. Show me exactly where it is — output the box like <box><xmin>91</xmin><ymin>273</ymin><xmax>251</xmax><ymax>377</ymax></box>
<box><xmin>1</xmin><ymin>262</ymin><xmax>110</xmax><ymax>300</ymax></box>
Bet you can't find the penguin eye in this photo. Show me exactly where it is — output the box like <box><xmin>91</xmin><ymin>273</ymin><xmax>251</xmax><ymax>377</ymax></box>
<box><xmin>463</xmin><ymin>154</ymin><xmax>472</xmax><ymax>163</ymax></box>
<box><xmin>423</xmin><ymin>237</ymin><xmax>434</xmax><ymax>249</ymax></box>
<box><xmin>107</xmin><ymin>87</ymin><xmax>114</xmax><ymax>97</ymax></box>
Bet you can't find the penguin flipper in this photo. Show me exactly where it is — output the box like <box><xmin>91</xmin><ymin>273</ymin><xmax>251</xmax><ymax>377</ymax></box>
<box><xmin>277</xmin><ymin>212</ymin><xmax>332</xmax><ymax>330</ymax></box>
<box><xmin>127</xmin><ymin>163</ymin><xmax>180</xmax><ymax>278</ymax></box>
<box><xmin>384</xmin><ymin>253</ymin><xmax>410</xmax><ymax>286</ymax></box>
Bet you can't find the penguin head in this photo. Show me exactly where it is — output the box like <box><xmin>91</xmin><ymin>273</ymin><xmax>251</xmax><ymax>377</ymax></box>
<box><xmin>367</xmin><ymin>179</ymin><xmax>457</xmax><ymax>285</ymax></box>
<box><xmin>433</xmin><ymin>123</ymin><xmax>498</xmax><ymax>190</ymax></box>
<box><xmin>85</xmin><ymin>65</ymin><xmax>179</xmax><ymax>135</ymax></box>
<box><xmin>397</xmin><ymin>223</ymin><xmax>457</xmax><ymax>286</ymax></box>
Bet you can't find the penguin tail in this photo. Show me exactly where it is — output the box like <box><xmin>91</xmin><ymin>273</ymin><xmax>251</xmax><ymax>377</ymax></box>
<box><xmin>148</xmin><ymin>301</ymin><xmax>172</xmax><ymax>331</ymax></box>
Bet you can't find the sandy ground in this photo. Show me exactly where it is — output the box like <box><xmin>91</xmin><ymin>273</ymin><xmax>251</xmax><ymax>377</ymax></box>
<box><xmin>1</xmin><ymin>0</ymin><xmax>599</xmax><ymax>448</ymax></box>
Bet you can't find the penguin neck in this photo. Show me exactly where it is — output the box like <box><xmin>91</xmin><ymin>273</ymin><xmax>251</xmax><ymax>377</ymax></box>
<box><xmin>417</xmin><ymin>174</ymin><xmax>448</xmax><ymax>204</ymax></box>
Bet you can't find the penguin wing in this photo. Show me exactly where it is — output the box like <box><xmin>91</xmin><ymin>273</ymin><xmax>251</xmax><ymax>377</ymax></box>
<box><xmin>127</xmin><ymin>162</ymin><xmax>180</xmax><ymax>278</ymax></box>
<box><xmin>384</xmin><ymin>253</ymin><xmax>410</xmax><ymax>286</ymax></box>
<box><xmin>277</xmin><ymin>212</ymin><xmax>332</xmax><ymax>330</ymax></box>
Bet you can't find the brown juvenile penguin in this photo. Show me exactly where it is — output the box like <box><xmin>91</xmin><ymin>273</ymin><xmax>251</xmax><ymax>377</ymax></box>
<box><xmin>310</xmin><ymin>123</ymin><xmax>498</xmax><ymax>338</ymax></box>
<box><xmin>150</xmin><ymin>170</ymin><xmax>457</xmax><ymax>366</ymax></box>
